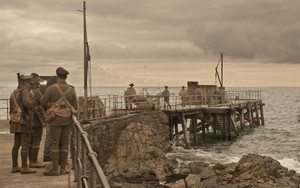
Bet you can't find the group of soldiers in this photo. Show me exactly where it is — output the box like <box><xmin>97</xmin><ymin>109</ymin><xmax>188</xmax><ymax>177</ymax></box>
<box><xmin>9</xmin><ymin>67</ymin><xmax>78</xmax><ymax>176</ymax></box>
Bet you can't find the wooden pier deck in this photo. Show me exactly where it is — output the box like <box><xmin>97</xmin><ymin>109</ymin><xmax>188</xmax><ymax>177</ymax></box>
<box><xmin>0</xmin><ymin>120</ymin><xmax>75</xmax><ymax>188</ymax></box>
<box><xmin>164</xmin><ymin>99</ymin><xmax>265</xmax><ymax>149</ymax></box>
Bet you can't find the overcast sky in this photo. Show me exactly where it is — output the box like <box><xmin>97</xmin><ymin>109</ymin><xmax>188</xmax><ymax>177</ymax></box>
<box><xmin>1</xmin><ymin>0</ymin><xmax>300</xmax><ymax>87</ymax></box>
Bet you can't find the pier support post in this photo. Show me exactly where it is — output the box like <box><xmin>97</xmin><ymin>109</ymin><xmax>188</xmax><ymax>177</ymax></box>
<box><xmin>247</xmin><ymin>103</ymin><xmax>253</xmax><ymax>127</ymax></box>
<box><xmin>192</xmin><ymin>118</ymin><xmax>198</xmax><ymax>145</ymax></box>
<box><xmin>255</xmin><ymin>102</ymin><xmax>260</xmax><ymax>126</ymax></box>
<box><xmin>169</xmin><ymin>113</ymin><xmax>173</xmax><ymax>140</ymax></box>
<box><xmin>174</xmin><ymin>123</ymin><xmax>179</xmax><ymax>142</ymax></box>
<box><xmin>180</xmin><ymin>112</ymin><xmax>191</xmax><ymax>149</ymax></box>
<box><xmin>259</xmin><ymin>103</ymin><xmax>265</xmax><ymax>125</ymax></box>
<box><xmin>223</xmin><ymin>113</ymin><xmax>226</xmax><ymax>141</ymax></box>
<box><xmin>228</xmin><ymin>111</ymin><xmax>231</xmax><ymax>141</ymax></box>
<box><xmin>240</xmin><ymin>109</ymin><xmax>245</xmax><ymax>129</ymax></box>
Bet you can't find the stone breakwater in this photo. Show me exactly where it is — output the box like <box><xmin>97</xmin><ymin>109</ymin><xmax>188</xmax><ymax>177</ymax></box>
<box><xmin>83</xmin><ymin>112</ymin><xmax>300</xmax><ymax>188</ymax></box>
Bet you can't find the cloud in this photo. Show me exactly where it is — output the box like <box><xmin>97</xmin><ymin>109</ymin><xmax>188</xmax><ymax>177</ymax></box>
<box><xmin>0</xmin><ymin>0</ymin><xmax>300</xmax><ymax>87</ymax></box>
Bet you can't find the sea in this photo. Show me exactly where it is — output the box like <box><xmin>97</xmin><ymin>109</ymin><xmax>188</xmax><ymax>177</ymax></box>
<box><xmin>1</xmin><ymin>86</ymin><xmax>300</xmax><ymax>173</ymax></box>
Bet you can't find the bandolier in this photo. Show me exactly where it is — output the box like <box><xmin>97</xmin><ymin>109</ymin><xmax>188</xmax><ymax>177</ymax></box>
<box><xmin>42</xmin><ymin>67</ymin><xmax>78</xmax><ymax>176</ymax></box>
<box><xmin>28</xmin><ymin>73</ymin><xmax>46</xmax><ymax>168</ymax></box>
<box><xmin>10</xmin><ymin>75</ymin><xmax>36</xmax><ymax>174</ymax></box>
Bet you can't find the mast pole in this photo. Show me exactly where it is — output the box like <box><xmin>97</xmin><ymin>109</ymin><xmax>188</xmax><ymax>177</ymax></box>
<box><xmin>221</xmin><ymin>52</ymin><xmax>223</xmax><ymax>88</ymax></box>
<box><xmin>83</xmin><ymin>1</ymin><xmax>88</xmax><ymax>121</ymax></box>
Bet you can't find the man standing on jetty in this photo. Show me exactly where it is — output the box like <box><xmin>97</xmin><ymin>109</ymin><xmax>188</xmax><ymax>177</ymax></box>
<box><xmin>162</xmin><ymin>86</ymin><xmax>172</xmax><ymax>110</ymax></box>
<box><xmin>28</xmin><ymin>73</ymin><xmax>46</xmax><ymax>168</ymax></box>
<box><xmin>42</xmin><ymin>67</ymin><xmax>78</xmax><ymax>176</ymax></box>
<box><xmin>9</xmin><ymin>75</ymin><xmax>37</xmax><ymax>174</ymax></box>
<box><xmin>179</xmin><ymin>86</ymin><xmax>188</xmax><ymax>107</ymax></box>
<box><xmin>125</xmin><ymin>83</ymin><xmax>136</xmax><ymax>110</ymax></box>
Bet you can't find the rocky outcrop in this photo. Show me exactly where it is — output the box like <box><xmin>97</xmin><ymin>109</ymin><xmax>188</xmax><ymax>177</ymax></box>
<box><xmin>83</xmin><ymin>112</ymin><xmax>171</xmax><ymax>187</ymax></box>
<box><xmin>165</xmin><ymin>154</ymin><xmax>300</xmax><ymax>188</ymax></box>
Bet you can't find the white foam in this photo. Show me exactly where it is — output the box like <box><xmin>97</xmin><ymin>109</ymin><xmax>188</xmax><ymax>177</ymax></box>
<box><xmin>278</xmin><ymin>158</ymin><xmax>300</xmax><ymax>173</ymax></box>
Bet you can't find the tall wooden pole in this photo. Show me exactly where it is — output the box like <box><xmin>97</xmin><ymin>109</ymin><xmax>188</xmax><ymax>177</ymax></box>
<box><xmin>221</xmin><ymin>52</ymin><xmax>223</xmax><ymax>88</ymax></box>
<box><xmin>83</xmin><ymin>1</ymin><xmax>88</xmax><ymax>121</ymax></box>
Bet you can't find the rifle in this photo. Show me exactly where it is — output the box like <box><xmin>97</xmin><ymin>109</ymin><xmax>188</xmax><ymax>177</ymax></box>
<box><xmin>33</xmin><ymin>106</ymin><xmax>45</xmax><ymax>127</ymax></box>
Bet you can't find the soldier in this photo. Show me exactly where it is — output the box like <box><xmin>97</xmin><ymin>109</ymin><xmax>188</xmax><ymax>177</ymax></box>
<box><xmin>10</xmin><ymin>75</ymin><xmax>36</xmax><ymax>174</ymax></box>
<box><xmin>179</xmin><ymin>86</ymin><xmax>188</xmax><ymax>107</ymax></box>
<box><xmin>28</xmin><ymin>73</ymin><xmax>46</xmax><ymax>168</ymax></box>
<box><xmin>43</xmin><ymin>76</ymin><xmax>57</xmax><ymax>162</ymax></box>
<box><xmin>42</xmin><ymin>67</ymin><xmax>78</xmax><ymax>176</ymax></box>
<box><xmin>162</xmin><ymin>86</ymin><xmax>171</xmax><ymax>110</ymax></box>
<box><xmin>194</xmin><ymin>86</ymin><xmax>202</xmax><ymax>105</ymax></box>
<box><xmin>125</xmin><ymin>83</ymin><xmax>136</xmax><ymax>110</ymax></box>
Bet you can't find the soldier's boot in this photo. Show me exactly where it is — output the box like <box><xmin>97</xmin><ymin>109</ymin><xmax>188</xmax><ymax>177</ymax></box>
<box><xmin>12</xmin><ymin>167</ymin><xmax>21</xmax><ymax>173</ymax></box>
<box><xmin>60</xmin><ymin>151</ymin><xmax>69</xmax><ymax>175</ymax></box>
<box><xmin>29</xmin><ymin>147</ymin><xmax>46</xmax><ymax>168</ymax></box>
<box><xmin>44</xmin><ymin>150</ymin><xmax>59</xmax><ymax>176</ymax></box>
<box><xmin>21</xmin><ymin>150</ymin><xmax>36</xmax><ymax>174</ymax></box>
<box><xmin>12</xmin><ymin>148</ymin><xmax>20</xmax><ymax>173</ymax></box>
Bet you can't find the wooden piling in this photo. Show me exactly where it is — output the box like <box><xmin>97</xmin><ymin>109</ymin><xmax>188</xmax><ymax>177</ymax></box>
<box><xmin>223</xmin><ymin>113</ymin><xmax>226</xmax><ymax>141</ymax></box>
<box><xmin>228</xmin><ymin>111</ymin><xmax>231</xmax><ymax>141</ymax></box>
<box><xmin>247</xmin><ymin>103</ymin><xmax>253</xmax><ymax>127</ymax></box>
<box><xmin>254</xmin><ymin>102</ymin><xmax>260</xmax><ymax>126</ymax></box>
<box><xmin>240</xmin><ymin>109</ymin><xmax>245</xmax><ymax>129</ymax></box>
<box><xmin>180</xmin><ymin>112</ymin><xmax>191</xmax><ymax>149</ymax></box>
<box><xmin>192</xmin><ymin>118</ymin><xmax>198</xmax><ymax>144</ymax></box>
<box><xmin>174</xmin><ymin>123</ymin><xmax>179</xmax><ymax>142</ymax></box>
<box><xmin>259</xmin><ymin>103</ymin><xmax>265</xmax><ymax>125</ymax></box>
<box><xmin>169</xmin><ymin>114</ymin><xmax>174</xmax><ymax>140</ymax></box>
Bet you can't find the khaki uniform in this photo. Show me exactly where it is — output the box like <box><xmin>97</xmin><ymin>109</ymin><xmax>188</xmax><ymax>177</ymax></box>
<box><xmin>10</xmin><ymin>88</ymin><xmax>35</xmax><ymax>169</ymax></box>
<box><xmin>162</xmin><ymin>89</ymin><xmax>171</xmax><ymax>109</ymax></box>
<box><xmin>179</xmin><ymin>89</ymin><xmax>188</xmax><ymax>106</ymax></box>
<box><xmin>41</xmin><ymin>81</ymin><xmax>78</xmax><ymax>172</ymax></box>
<box><xmin>29</xmin><ymin>88</ymin><xmax>44</xmax><ymax>163</ymax></box>
<box><xmin>125</xmin><ymin>87</ymin><xmax>136</xmax><ymax>109</ymax></box>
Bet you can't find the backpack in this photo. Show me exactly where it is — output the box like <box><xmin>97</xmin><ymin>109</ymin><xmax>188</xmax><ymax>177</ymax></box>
<box><xmin>10</xmin><ymin>90</ymin><xmax>22</xmax><ymax>123</ymax></box>
<box><xmin>45</xmin><ymin>84</ymin><xmax>77</xmax><ymax>122</ymax></box>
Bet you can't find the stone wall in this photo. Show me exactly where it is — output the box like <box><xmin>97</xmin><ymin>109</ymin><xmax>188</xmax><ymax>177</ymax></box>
<box><xmin>82</xmin><ymin>112</ymin><xmax>171</xmax><ymax>185</ymax></box>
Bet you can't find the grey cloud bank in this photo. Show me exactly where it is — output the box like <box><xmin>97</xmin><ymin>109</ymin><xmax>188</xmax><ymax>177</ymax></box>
<box><xmin>1</xmin><ymin>0</ymin><xmax>299</xmax><ymax>86</ymax></box>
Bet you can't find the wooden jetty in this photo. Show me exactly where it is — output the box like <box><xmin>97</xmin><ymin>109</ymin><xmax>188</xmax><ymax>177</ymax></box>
<box><xmin>165</xmin><ymin>98</ymin><xmax>265</xmax><ymax>149</ymax></box>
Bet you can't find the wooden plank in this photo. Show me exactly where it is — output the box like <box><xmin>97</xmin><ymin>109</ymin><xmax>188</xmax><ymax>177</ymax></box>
<box><xmin>180</xmin><ymin>112</ymin><xmax>191</xmax><ymax>149</ymax></box>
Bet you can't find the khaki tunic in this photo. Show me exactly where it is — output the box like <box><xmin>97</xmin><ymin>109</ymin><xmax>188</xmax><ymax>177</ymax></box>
<box><xmin>162</xmin><ymin>89</ymin><xmax>170</xmax><ymax>102</ymax></box>
<box><xmin>10</xmin><ymin>88</ymin><xmax>35</xmax><ymax>133</ymax></box>
<box><xmin>41</xmin><ymin>81</ymin><xmax>78</xmax><ymax>126</ymax></box>
<box><xmin>179</xmin><ymin>89</ymin><xmax>188</xmax><ymax>97</ymax></box>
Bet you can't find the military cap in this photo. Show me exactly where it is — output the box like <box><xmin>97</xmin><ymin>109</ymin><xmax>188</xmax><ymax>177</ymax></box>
<box><xmin>31</xmin><ymin>73</ymin><xmax>44</xmax><ymax>83</ymax></box>
<box><xmin>20</xmin><ymin>75</ymin><xmax>33</xmax><ymax>81</ymax></box>
<box><xmin>56</xmin><ymin>67</ymin><xmax>69</xmax><ymax>76</ymax></box>
<box><xmin>129</xmin><ymin>83</ymin><xmax>134</xmax><ymax>87</ymax></box>
<box><xmin>165</xmin><ymin>86</ymin><xmax>168</xmax><ymax>88</ymax></box>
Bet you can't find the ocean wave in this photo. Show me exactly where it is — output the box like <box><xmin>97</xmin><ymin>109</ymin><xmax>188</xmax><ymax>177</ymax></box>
<box><xmin>278</xmin><ymin>158</ymin><xmax>300</xmax><ymax>173</ymax></box>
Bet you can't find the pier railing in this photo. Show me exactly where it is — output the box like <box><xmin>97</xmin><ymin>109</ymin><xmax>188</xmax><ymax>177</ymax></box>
<box><xmin>79</xmin><ymin>90</ymin><xmax>261</xmax><ymax>121</ymax></box>
<box><xmin>71</xmin><ymin>115</ymin><xmax>110</xmax><ymax>188</ymax></box>
<box><xmin>0</xmin><ymin>99</ymin><xmax>9</xmax><ymax>120</ymax></box>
